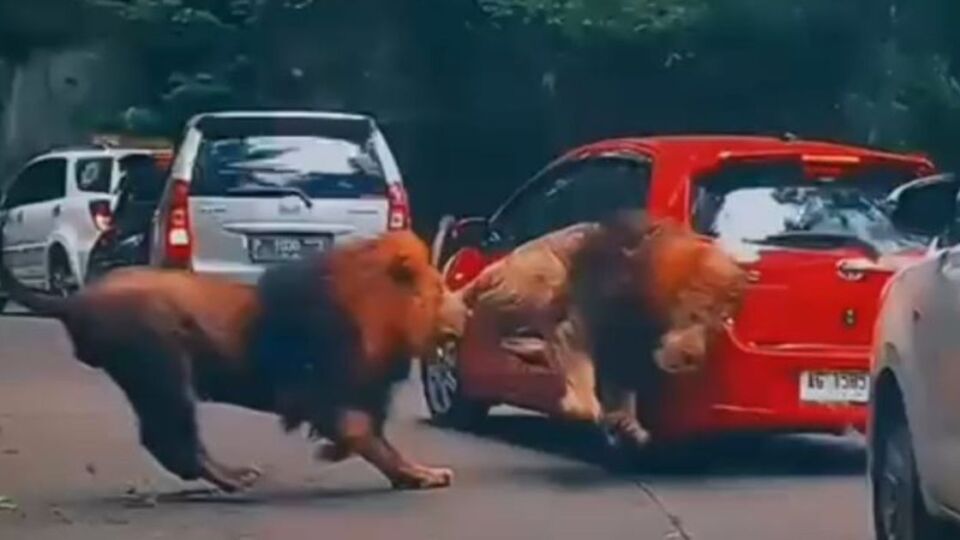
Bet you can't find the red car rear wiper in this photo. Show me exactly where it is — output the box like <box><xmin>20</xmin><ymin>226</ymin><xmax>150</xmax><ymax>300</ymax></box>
<box><xmin>746</xmin><ymin>231</ymin><xmax>880</xmax><ymax>260</ymax></box>
<box><xmin>227</xmin><ymin>185</ymin><xmax>314</xmax><ymax>209</ymax></box>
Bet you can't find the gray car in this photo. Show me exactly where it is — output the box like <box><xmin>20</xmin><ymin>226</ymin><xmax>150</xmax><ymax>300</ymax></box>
<box><xmin>148</xmin><ymin>111</ymin><xmax>410</xmax><ymax>283</ymax></box>
<box><xmin>870</xmin><ymin>172</ymin><xmax>960</xmax><ymax>540</ymax></box>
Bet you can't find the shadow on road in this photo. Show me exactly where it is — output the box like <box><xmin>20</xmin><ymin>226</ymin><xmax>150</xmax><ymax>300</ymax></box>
<box><xmin>95</xmin><ymin>485</ymin><xmax>399</xmax><ymax>508</ymax></box>
<box><xmin>429</xmin><ymin>412</ymin><xmax>866</xmax><ymax>480</ymax></box>
<box><xmin>0</xmin><ymin>307</ymin><xmax>48</xmax><ymax>319</ymax></box>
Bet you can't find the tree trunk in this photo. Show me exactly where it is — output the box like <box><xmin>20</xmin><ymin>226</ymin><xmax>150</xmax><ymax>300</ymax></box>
<box><xmin>0</xmin><ymin>57</ymin><xmax>25</xmax><ymax>179</ymax></box>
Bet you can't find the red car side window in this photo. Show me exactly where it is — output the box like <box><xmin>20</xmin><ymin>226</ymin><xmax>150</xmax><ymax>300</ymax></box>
<box><xmin>493</xmin><ymin>156</ymin><xmax>651</xmax><ymax>249</ymax></box>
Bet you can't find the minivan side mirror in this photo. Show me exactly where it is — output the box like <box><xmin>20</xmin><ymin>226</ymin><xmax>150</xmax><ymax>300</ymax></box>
<box><xmin>887</xmin><ymin>173</ymin><xmax>959</xmax><ymax>237</ymax></box>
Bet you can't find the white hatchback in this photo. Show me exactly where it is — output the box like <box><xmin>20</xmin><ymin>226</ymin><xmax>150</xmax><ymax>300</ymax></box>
<box><xmin>0</xmin><ymin>145</ymin><xmax>171</xmax><ymax>310</ymax></box>
<box><xmin>149</xmin><ymin>111</ymin><xmax>410</xmax><ymax>283</ymax></box>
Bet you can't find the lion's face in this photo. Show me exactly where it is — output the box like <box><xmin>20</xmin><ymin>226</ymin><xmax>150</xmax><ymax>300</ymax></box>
<box><xmin>403</xmin><ymin>269</ymin><xmax>469</xmax><ymax>357</ymax></box>
<box><xmin>374</xmin><ymin>231</ymin><xmax>470</xmax><ymax>357</ymax></box>
<box><xmin>654</xmin><ymin>324</ymin><xmax>708</xmax><ymax>374</ymax></box>
<box><xmin>653</xmin><ymin>256</ymin><xmax>746</xmax><ymax>375</ymax></box>
<box><xmin>609</xmin><ymin>216</ymin><xmax>747</xmax><ymax>375</ymax></box>
<box><xmin>436</xmin><ymin>288</ymin><xmax>469</xmax><ymax>341</ymax></box>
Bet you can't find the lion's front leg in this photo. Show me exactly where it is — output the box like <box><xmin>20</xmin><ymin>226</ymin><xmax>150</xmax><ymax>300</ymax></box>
<box><xmin>334</xmin><ymin>408</ymin><xmax>453</xmax><ymax>490</ymax></box>
<box><xmin>598</xmin><ymin>384</ymin><xmax>652</xmax><ymax>450</ymax></box>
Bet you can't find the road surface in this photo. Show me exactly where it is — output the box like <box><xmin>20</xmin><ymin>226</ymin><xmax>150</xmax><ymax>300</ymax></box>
<box><xmin>0</xmin><ymin>312</ymin><xmax>872</xmax><ymax>539</ymax></box>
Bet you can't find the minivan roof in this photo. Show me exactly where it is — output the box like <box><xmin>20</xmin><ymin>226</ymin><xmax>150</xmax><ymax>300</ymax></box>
<box><xmin>187</xmin><ymin>110</ymin><xmax>373</xmax><ymax>127</ymax></box>
<box><xmin>189</xmin><ymin>111</ymin><xmax>377</xmax><ymax>143</ymax></box>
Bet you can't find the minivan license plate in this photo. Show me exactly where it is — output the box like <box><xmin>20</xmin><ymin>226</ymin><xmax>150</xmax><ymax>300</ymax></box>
<box><xmin>249</xmin><ymin>235</ymin><xmax>330</xmax><ymax>263</ymax></box>
<box><xmin>800</xmin><ymin>371</ymin><xmax>870</xmax><ymax>404</ymax></box>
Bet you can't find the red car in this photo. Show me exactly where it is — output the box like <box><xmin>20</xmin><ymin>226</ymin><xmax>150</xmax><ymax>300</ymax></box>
<box><xmin>423</xmin><ymin>135</ymin><xmax>937</xmax><ymax>443</ymax></box>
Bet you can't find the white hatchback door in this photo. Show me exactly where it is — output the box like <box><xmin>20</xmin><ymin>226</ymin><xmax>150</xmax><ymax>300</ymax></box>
<box><xmin>1</xmin><ymin>157</ymin><xmax>68</xmax><ymax>288</ymax></box>
<box><xmin>909</xmin><ymin>244</ymin><xmax>960</xmax><ymax>510</ymax></box>
<box><xmin>68</xmin><ymin>155</ymin><xmax>121</xmax><ymax>281</ymax></box>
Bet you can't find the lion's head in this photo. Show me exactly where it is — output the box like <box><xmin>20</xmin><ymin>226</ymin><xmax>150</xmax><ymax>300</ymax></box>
<box><xmin>577</xmin><ymin>210</ymin><xmax>748</xmax><ymax>375</ymax></box>
<box><xmin>332</xmin><ymin>231</ymin><xmax>468</xmax><ymax>366</ymax></box>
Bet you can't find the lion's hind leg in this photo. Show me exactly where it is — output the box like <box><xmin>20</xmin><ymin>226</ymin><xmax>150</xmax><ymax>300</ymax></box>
<box><xmin>111</xmin><ymin>342</ymin><xmax>260</xmax><ymax>493</ymax></box>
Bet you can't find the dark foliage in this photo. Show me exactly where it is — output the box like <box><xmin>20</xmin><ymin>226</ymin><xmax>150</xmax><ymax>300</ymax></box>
<box><xmin>2</xmin><ymin>0</ymin><xmax>959</xmax><ymax>232</ymax></box>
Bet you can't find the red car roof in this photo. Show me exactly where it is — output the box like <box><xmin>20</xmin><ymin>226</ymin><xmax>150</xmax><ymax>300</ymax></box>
<box><xmin>564</xmin><ymin>135</ymin><xmax>935</xmax><ymax>171</ymax></box>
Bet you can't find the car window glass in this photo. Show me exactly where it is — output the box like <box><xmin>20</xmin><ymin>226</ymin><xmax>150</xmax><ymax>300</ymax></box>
<box><xmin>943</xmin><ymin>188</ymin><xmax>960</xmax><ymax>247</ymax></box>
<box><xmin>493</xmin><ymin>157</ymin><xmax>651</xmax><ymax>247</ymax></box>
<box><xmin>5</xmin><ymin>164</ymin><xmax>42</xmax><ymax>208</ymax></box>
<box><xmin>76</xmin><ymin>158</ymin><xmax>114</xmax><ymax>193</ymax></box>
<box><xmin>119</xmin><ymin>155</ymin><xmax>166</xmax><ymax>202</ymax></box>
<box><xmin>32</xmin><ymin>159</ymin><xmax>67</xmax><ymax>203</ymax></box>
<box><xmin>3</xmin><ymin>173</ymin><xmax>28</xmax><ymax>209</ymax></box>
<box><xmin>691</xmin><ymin>161</ymin><xmax>930</xmax><ymax>256</ymax></box>
<box><xmin>192</xmin><ymin>134</ymin><xmax>387</xmax><ymax>199</ymax></box>
<box><xmin>547</xmin><ymin>157</ymin><xmax>651</xmax><ymax>227</ymax></box>
<box><xmin>4</xmin><ymin>158</ymin><xmax>67</xmax><ymax>208</ymax></box>
<box><xmin>492</xmin><ymin>162</ymin><xmax>579</xmax><ymax>247</ymax></box>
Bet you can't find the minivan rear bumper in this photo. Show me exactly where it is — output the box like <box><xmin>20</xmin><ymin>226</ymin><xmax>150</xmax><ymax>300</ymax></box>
<box><xmin>650</xmin><ymin>330</ymin><xmax>869</xmax><ymax>441</ymax></box>
<box><xmin>192</xmin><ymin>261</ymin><xmax>266</xmax><ymax>286</ymax></box>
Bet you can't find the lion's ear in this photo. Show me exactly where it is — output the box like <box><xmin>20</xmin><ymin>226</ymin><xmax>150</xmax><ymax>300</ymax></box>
<box><xmin>387</xmin><ymin>254</ymin><xmax>417</xmax><ymax>287</ymax></box>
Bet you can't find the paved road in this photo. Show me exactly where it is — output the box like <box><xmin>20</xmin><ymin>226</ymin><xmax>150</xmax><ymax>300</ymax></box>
<box><xmin>0</xmin><ymin>314</ymin><xmax>872</xmax><ymax>540</ymax></box>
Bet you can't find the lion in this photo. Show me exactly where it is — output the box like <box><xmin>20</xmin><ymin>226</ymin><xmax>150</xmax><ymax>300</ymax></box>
<box><xmin>0</xmin><ymin>228</ymin><xmax>467</xmax><ymax>493</ymax></box>
<box><xmin>570</xmin><ymin>211</ymin><xmax>748</xmax><ymax>447</ymax></box>
<box><xmin>449</xmin><ymin>210</ymin><xmax>746</xmax><ymax>449</ymax></box>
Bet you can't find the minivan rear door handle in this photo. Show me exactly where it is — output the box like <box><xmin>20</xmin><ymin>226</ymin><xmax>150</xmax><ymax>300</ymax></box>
<box><xmin>52</xmin><ymin>204</ymin><xmax>60</xmax><ymax>218</ymax></box>
<box><xmin>198</xmin><ymin>204</ymin><xmax>226</xmax><ymax>215</ymax></box>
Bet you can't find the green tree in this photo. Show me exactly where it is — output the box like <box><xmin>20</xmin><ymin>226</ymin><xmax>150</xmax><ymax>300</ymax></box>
<box><xmin>480</xmin><ymin>0</ymin><xmax>706</xmax><ymax>39</ymax></box>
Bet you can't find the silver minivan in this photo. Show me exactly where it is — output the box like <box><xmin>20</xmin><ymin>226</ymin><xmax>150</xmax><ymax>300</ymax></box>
<box><xmin>149</xmin><ymin>111</ymin><xmax>410</xmax><ymax>283</ymax></box>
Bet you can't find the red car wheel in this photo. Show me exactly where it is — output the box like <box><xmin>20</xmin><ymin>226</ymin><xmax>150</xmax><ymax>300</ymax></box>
<box><xmin>420</xmin><ymin>340</ymin><xmax>489</xmax><ymax>427</ymax></box>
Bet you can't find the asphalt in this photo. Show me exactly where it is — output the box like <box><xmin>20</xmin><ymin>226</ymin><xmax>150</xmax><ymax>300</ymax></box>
<box><xmin>0</xmin><ymin>311</ymin><xmax>872</xmax><ymax>540</ymax></box>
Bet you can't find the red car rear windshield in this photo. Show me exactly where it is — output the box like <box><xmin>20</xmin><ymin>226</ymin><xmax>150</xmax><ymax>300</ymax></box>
<box><xmin>691</xmin><ymin>160</ymin><xmax>931</xmax><ymax>256</ymax></box>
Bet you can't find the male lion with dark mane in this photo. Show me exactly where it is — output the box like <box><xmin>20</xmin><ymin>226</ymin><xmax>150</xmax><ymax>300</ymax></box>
<box><xmin>0</xmin><ymin>228</ymin><xmax>467</xmax><ymax>492</ymax></box>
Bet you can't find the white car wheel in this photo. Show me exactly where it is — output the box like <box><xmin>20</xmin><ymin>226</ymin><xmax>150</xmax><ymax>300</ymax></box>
<box><xmin>873</xmin><ymin>419</ymin><xmax>955</xmax><ymax>540</ymax></box>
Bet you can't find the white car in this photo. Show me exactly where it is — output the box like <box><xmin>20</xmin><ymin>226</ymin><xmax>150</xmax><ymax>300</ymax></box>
<box><xmin>869</xmin><ymin>173</ymin><xmax>960</xmax><ymax>540</ymax></box>
<box><xmin>0</xmin><ymin>145</ymin><xmax>171</xmax><ymax>310</ymax></box>
<box><xmin>149</xmin><ymin>111</ymin><xmax>410</xmax><ymax>283</ymax></box>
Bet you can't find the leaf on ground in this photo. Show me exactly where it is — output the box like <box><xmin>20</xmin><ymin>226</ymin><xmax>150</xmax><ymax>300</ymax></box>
<box><xmin>50</xmin><ymin>506</ymin><xmax>74</xmax><ymax>524</ymax></box>
<box><xmin>0</xmin><ymin>495</ymin><xmax>19</xmax><ymax>511</ymax></box>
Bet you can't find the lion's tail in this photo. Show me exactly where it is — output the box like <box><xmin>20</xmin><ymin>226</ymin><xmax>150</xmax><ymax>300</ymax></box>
<box><xmin>0</xmin><ymin>217</ymin><xmax>71</xmax><ymax>319</ymax></box>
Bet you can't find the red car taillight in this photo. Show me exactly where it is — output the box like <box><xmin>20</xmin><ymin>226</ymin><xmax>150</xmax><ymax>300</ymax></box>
<box><xmin>88</xmin><ymin>199</ymin><xmax>113</xmax><ymax>231</ymax></box>
<box><xmin>163</xmin><ymin>179</ymin><xmax>193</xmax><ymax>268</ymax></box>
<box><xmin>387</xmin><ymin>183</ymin><xmax>410</xmax><ymax>230</ymax></box>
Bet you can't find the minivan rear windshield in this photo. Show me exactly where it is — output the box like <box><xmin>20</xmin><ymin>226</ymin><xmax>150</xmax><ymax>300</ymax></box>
<box><xmin>191</xmin><ymin>134</ymin><xmax>388</xmax><ymax>199</ymax></box>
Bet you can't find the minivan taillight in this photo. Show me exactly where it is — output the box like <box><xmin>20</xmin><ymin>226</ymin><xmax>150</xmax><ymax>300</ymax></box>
<box><xmin>88</xmin><ymin>200</ymin><xmax>113</xmax><ymax>231</ymax></box>
<box><xmin>163</xmin><ymin>179</ymin><xmax>193</xmax><ymax>268</ymax></box>
<box><xmin>387</xmin><ymin>183</ymin><xmax>410</xmax><ymax>230</ymax></box>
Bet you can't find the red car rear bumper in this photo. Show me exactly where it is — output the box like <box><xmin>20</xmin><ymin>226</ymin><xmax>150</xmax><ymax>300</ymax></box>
<box><xmin>649</xmin><ymin>328</ymin><xmax>869</xmax><ymax>441</ymax></box>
